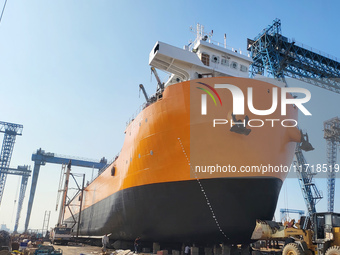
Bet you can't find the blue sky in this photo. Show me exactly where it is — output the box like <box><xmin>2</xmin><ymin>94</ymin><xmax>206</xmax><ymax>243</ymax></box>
<box><xmin>0</xmin><ymin>0</ymin><xmax>339</xmax><ymax>232</ymax></box>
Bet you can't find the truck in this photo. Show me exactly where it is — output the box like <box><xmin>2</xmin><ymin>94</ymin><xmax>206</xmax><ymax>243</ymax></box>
<box><xmin>50</xmin><ymin>227</ymin><xmax>72</xmax><ymax>245</ymax></box>
<box><xmin>0</xmin><ymin>230</ymin><xmax>10</xmax><ymax>252</ymax></box>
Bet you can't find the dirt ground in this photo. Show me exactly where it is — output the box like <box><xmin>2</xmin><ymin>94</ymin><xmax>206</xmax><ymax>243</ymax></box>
<box><xmin>52</xmin><ymin>243</ymin><xmax>116</xmax><ymax>255</ymax></box>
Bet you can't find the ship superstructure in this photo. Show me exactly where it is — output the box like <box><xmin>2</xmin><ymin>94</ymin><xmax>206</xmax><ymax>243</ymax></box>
<box><xmin>150</xmin><ymin>24</ymin><xmax>252</xmax><ymax>87</ymax></box>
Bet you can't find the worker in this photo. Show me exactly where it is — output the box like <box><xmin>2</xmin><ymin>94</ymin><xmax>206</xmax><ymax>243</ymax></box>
<box><xmin>134</xmin><ymin>236</ymin><xmax>141</xmax><ymax>253</ymax></box>
<box><xmin>102</xmin><ymin>234</ymin><xmax>109</xmax><ymax>252</ymax></box>
<box><xmin>184</xmin><ymin>245</ymin><xmax>190</xmax><ymax>255</ymax></box>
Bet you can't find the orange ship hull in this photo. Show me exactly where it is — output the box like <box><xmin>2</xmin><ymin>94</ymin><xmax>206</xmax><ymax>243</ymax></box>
<box><xmin>64</xmin><ymin>77</ymin><xmax>300</xmax><ymax>244</ymax></box>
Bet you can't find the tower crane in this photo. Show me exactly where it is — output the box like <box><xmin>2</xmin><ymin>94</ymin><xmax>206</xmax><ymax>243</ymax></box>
<box><xmin>323</xmin><ymin>117</ymin><xmax>340</xmax><ymax>212</ymax></box>
<box><xmin>0</xmin><ymin>121</ymin><xmax>23</xmax><ymax>206</ymax></box>
<box><xmin>248</xmin><ymin>19</ymin><xmax>340</xmax><ymax>214</ymax></box>
<box><xmin>24</xmin><ymin>148</ymin><xmax>108</xmax><ymax>232</ymax></box>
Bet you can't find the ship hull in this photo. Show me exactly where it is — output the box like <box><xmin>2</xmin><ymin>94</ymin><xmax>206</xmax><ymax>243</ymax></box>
<box><xmin>73</xmin><ymin>177</ymin><xmax>282</xmax><ymax>244</ymax></box>
<box><xmin>65</xmin><ymin>77</ymin><xmax>300</xmax><ymax>244</ymax></box>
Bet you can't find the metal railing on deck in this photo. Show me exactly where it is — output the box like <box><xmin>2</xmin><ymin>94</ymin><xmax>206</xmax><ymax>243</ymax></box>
<box><xmin>125</xmin><ymin>102</ymin><xmax>148</xmax><ymax>127</ymax></box>
<box><xmin>189</xmin><ymin>36</ymin><xmax>250</xmax><ymax>58</ymax></box>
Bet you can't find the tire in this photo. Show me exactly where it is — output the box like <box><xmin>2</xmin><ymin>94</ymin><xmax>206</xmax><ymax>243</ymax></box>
<box><xmin>305</xmin><ymin>249</ymin><xmax>313</xmax><ymax>255</ymax></box>
<box><xmin>326</xmin><ymin>246</ymin><xmax>340</xmax><ymax>255</ymax></box>
<box><xmin>285</xmin><ymin>238</ymin><xmax>295</xmax><ymax>245</ymax></box>
<box><xmin>283</xmin><ymin>243</ymin><xmax>304</xmax><ymax>255</ymax></box>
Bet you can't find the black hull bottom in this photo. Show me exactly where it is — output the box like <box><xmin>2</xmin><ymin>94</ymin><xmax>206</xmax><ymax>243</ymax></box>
<box><xmin>68</xmin><ymin>178</ymin><xmax>282</xmax><ymax>244</ymax></box>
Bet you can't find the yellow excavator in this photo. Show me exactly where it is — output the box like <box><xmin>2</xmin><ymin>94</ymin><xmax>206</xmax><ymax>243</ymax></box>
<box><xmin>251</xmin><ymin>212</ymin><xmax>340</xmax><ymax>255</ymax></box>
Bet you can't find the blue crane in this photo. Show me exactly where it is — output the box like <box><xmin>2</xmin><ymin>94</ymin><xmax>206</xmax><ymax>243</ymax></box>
<box><xmin>247</xmin><ymin>18</ymin><xmax>340</xmax><ymax>93</ymax></box>
<box><xmin>0</xmin><ymin>121</ymin><xmax>23</xmax><ymax>206</ymax></box>
<box><xmin>24</xmin><ymin>148</ymin><xmax>108</xmax><ymax>232</ymax></box>
<box><xmin>280</xmin><ymin>208</ymin><xmax>305</xmax><ymax>222</ymax></box>
<box><xmin>1</xmin><ymin>165</ymin><xmax>31</xmax><ymax>233</ymax></box>
<box><xmin>247</xmin><ymin>19</ymin><xmax>340</xmax><ymax>215</ymax></box>
<box><xmin>294</xmin><ymin>145</ymin><xmax>323</xmax><ymax>217</ymax></box>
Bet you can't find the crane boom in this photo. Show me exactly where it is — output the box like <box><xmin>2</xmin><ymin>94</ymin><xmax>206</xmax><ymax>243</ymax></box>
<box><xmin>151</xmin><ymin>67</ymin><xmax>164</xmax><ymax>91</ymax></box>
<box><xmin>294</xmin><ymin>146</ymin><xmax>323</xmax><ymax>218</ymax></box>
<box><xmin>139</xmin><ymin>84</ymin><xmax>150</xmax><ymax>103</ymax></box>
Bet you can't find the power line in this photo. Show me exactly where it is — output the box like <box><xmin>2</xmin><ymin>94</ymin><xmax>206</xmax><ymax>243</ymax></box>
<box><xmin>0</xmin><ymin>0</ymin><xmax>8</xmax><ymax>25</ymax></box>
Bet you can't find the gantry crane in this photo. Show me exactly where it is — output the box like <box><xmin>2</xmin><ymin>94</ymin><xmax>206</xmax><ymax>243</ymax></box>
<box><xmin>279</xmin><ymin>208</ymin><xmax>305</xmax><ymax>222</ymax></box>
<box><xmin>247</xmin><ymin>18</ymin><xmax>340</xmax><ymax>93</ymax></box>
<box><xmin>248</xmin><ymin>19</ymin><xmax>340</xmax><ymax>215</ymax></box>
<box><xmin>0</xmin><ymin>121</ymin><xmax>23</xmax><ymax>206</ymax></box>
<box><xmin>323</xmin><ymin>117</ymin><xmax>340</xmax><ymax>212</ymax></box>
<box><xmin>1</xmin><ymin>165</ymin><xmax>32</xmax><ymax>232</ymax></box>
<box><xmin>24</xmin><ymin>148</ymin><xmax>108</xmax><ymax>232</ymax></box>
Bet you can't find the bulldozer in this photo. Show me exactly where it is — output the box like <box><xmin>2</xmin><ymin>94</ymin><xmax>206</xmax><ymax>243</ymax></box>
<box><xmin>251</xmin><ymin>212</ymin><xmax>340</xmax><ymax>255</ymax></box>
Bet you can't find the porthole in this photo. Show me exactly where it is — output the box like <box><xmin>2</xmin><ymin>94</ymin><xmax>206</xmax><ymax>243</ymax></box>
<box><xmin>211</xmin><ymin>55</ymin><xmax>220</xmax><ymax>64</ymax></box>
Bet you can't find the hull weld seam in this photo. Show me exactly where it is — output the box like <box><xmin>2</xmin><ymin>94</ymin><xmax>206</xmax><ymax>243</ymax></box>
<box><xmin>177</xmin><ymin>137</ymin><xmax>229</xmax><ymax>241</ymax></box>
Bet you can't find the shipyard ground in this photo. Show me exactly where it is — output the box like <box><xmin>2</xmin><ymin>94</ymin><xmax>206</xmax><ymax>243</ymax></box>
<box><xmin>53</xmin><ymin>243</ymin><xmax>111</xmax><ymax>255</ymax></box>
<box><xmin>50</xmin><ymin>242</ymin><xmax>253</xmax><ymax>255</ymax></box>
